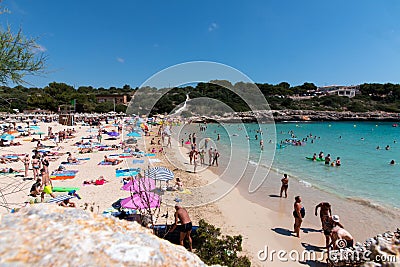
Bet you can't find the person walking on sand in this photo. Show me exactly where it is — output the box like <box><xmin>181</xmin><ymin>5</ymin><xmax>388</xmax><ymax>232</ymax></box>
<box><xmin>167</xmin><ymin>135</ymin><xmax>172</xmax><ymax>148</ymax></box>
<box><xmin>32</xmin><ymin>155</ymin><xmax>41</xmax><ymax>180</ymax></box>
<box><xmin>200</xmin><ymin>149</ymin><xmax>205</xmax><ymax>165</ymax></box>
<box><xmin>167</xmin><ymin>205</ymin><xmax>193</xmax><ymax>251</ymax></box>
<box><xmin>293</xmin><ymin>196</ymin><xmax>305</xmax><ymax>238</ymax></box>
<box><xmin>208</xmin><ymin>147</ymin><xmax>214</xmax><ymax>166</ymax></box>
<box><xmin>212</xmin><ymin>149</ymin><xmax>220</xmax><ymax>167</ymax></box>
<box><xmin>193</xmin><ymin>151</ymin><xmax>198</xmax><ymax>173</ymax></box>
<box><xmin>20</xmin><ymin>154</ymin><xmax>30</xmax><ymax>177</ymax></box>
<box><xmin>189</xmin><ymin>149</ymin><xmax>194</xmax><ymax>165</ymax></box>
<box><xmin>40</xmin><ymin>168</ymin><xmax>55</xmax><ymax>202</ymax></box>
<box><xmin>280</xmin><ymin>174</ymin><xmax>289</xmax><ymax>198</ymax></box>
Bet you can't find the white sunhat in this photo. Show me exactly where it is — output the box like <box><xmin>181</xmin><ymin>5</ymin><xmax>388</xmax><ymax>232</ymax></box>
<box><xmin>332</xmin><ymin>215</ymin><xmax>340</xmax><ymax>223</ymax></box>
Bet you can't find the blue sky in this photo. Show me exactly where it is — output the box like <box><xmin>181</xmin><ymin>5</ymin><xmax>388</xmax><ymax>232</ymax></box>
<box><xmin>3</xmin><ymin>0</ymin><xmax>400</xmax><ymax>88</ymax></box>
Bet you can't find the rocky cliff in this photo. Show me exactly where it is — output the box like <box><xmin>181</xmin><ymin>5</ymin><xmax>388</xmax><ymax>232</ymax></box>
<box><xmin>0</xmin><ymin>205</ymin><xmax>211</xmax><ymax>267</ymax></box>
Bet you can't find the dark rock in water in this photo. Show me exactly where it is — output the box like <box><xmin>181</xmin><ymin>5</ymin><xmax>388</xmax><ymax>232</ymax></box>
<box><xmin>0</xmin><ymin>204</ymin><xmax>214</xmax><ymax>266</ymax></box>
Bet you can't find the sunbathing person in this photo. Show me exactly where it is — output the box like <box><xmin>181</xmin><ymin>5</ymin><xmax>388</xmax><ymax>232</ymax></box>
<box><xmin>0</xmin><ymin>157</ymin><xmax>10</xmax><ymax>164</ymax></box>
<box><xmin>10</xmin><ymin>140</ymin><xmax>22</xmax><ymax>146</ymax></box>
<box><xmin>0</xmin><ymin>167</ymin><xmax>21</xmax><ymax>173</ymax></box>
<box><xmin>79</xmin><ymin>147</ymin><xmax>93</xmax><ymax>154</ymax></box>
<box><xmin>58</xmin><ymin>198</ymin><xmax>76</xmax><ymax>208</ymax></box>
<box><xmin>104</xmin><ymin>155</ymin><xmax>121</xmax><ymax>165</ymax></box>
<box><xmin>67</xmin><ymin>152</ymin><xmax>79</xmax><ymax>163</ymax></box>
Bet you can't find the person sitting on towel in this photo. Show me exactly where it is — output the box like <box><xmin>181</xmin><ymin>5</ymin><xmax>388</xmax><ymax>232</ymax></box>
<box><xmin>30</xmin><ymin>178</ymin><xmax>42</xmax><ymax>197</ymax></box>
<box><xmin>67</xmin><ymin>152</ymin><xmax>79</xmax><ymax>163</ymax></box>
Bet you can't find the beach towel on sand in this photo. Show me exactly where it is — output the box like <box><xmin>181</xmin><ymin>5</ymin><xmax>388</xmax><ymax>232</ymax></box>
<box><xmin>132</xmin><ymin>159</ymin><xmax>145</xmax><ymax>164</ymax></box>
<box><xmin>61</xmin><ymin>161</ymin><xmax>86</xmax><ymax>165</ymax></box>
<box><xmin>98</xmin><ymin>161</ymin><xmax>121</xmax><ymax>166</ymax></box>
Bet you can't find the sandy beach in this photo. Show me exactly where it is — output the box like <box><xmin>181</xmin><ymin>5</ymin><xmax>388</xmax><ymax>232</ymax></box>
<box><xmin>1</xmin><ymin>119</ymin><xmax>398</xmax><ymax>267</ymax></box>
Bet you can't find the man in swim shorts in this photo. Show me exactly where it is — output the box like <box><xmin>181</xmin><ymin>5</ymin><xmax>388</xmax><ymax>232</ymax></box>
<box><xmin>168</xmin><ymin>205</ymin><xmax>193</xmax><ymax>251</ymax></box>
<box><xmin>40</xmin><ymin>168</ymin><xmax>56</xmax><ymax>202</ymax></box>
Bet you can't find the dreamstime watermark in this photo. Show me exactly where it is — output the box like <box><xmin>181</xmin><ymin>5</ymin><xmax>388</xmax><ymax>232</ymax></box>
<box><xmin>124</xmin><ymin>61</ymin><xmax>277</xmax><ymax>207</ymax></box>
<box><xmin>257</xmin><ymin>242</ymin><xmax>397</xmax><ymax>264</ymax></box>
<box><xmin>257</xmin><ymin>245</ymin><xmax>325</xmax><ymax>262</ymax></box>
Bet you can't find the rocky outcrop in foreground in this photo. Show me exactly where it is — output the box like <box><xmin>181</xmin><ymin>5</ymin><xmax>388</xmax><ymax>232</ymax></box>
<box><xmin>0</xmin><ymin>205</ymin><xmax>210</xmax><ymax>267</ymax></box>
<box><xmin>330</xmin><ymin>229</ymin><xmax>400</xmax><ymax>267</ymax></box>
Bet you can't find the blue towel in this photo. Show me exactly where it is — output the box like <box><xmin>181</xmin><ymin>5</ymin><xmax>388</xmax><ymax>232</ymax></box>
<box><xmin>132</xmin><ymin>159</ymin><xmax>144</xmax><ymax>164</ymax></box>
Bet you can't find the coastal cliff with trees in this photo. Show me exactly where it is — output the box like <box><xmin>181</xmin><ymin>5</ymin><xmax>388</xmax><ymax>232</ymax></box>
<box><xmin>0</xmin><ymin>81</ymin><xmax>399</xmax><ymax>121</ymax></box>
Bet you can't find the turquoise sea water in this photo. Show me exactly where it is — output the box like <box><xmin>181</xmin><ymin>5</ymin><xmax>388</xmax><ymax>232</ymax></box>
<box><xmin>187</xmin><ymin>121</ymin><xmax>400</xmax><ymax>209</ymax></box>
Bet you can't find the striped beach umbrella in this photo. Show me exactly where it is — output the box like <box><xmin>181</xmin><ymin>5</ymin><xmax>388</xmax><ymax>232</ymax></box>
<box><xmin>144</xmin><ymin>167</ymin><xmax>174</xmax><ymax>181</ymax></box>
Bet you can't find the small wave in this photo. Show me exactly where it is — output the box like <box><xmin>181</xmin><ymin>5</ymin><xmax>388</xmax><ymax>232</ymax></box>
<box><xmin>346</xmin><ymin>197</ymin><xmax>396</xmax><ymax>215</ymax></box>
<box><xmin>248</xmin><ymin>160</ymin><xmax>258</xmax><ymax>166</ymax></box>
<box><xmin>299</xmin><ymin>180</ymin><xmax>312</xmax><ymax>187</ymax></box>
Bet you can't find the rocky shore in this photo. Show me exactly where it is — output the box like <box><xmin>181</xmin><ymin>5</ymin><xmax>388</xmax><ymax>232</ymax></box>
<box><xmin>192</xmin><ymin>110</ymin><xmax>400</xmax><ymax>123</ymax></box>
<box><xmin>330</xmin><ymin>229</ymin><xmax>400</xmax><ymax>267</ymax></box>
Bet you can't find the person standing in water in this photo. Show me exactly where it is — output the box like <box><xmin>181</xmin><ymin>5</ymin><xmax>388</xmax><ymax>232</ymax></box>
<box><xmin>325</xmin><ymin>154</ymin><xmax>331</xmax><ymax>165</ymax></box>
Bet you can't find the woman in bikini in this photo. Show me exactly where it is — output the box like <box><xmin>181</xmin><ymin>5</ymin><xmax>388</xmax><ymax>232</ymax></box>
<box><xmin>20</xmin><ymin>154</ymin><xmax>30</xmax><ymax>177</ymax></box>
<box><xmin>32</xmin><ymin>155</ymin><xmax>41</xmax><ymax>180</ymax></box>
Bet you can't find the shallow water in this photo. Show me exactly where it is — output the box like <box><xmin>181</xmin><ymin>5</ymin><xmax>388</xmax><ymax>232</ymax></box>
<box><xmin>175</xmin><ymin>121</ymin><xmax>400</xmax><ymax>240</ymax></box>
<box><xmin>179</xmin><ymin>121</ymin><xmax>400</xmax><ymax>209</ymax></box>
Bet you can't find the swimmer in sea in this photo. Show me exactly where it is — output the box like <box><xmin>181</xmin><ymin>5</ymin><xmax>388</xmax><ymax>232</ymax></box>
<box><xmin>386</xmin><ymin>145</ymin><xmax>390</xmax><ymax>150</ymax></box>
<box><xmin>335</xmin><ymin>157</ymin><xmax>341</xmax><ymax>166</ymax></box>
<box><xmin>312</xmin><ymin>153</ymin><xmax>317</xmax><ymax>161</ymax></box>
<box><xmin>390</xmin><ymin>160</ymin><xmax>395</xmax><ymax>165</ymax></box>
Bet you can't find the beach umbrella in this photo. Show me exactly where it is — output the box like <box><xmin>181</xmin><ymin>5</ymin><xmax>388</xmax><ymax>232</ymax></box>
<box><xmin>0</xmin><ymin>134</ymin><xmax>15</xmax><ymax>141</ymax></box>
<box><xmin>107</xmin><ymin>131</ymin><xmax>120</xmax><ymax>137</ymax></box>
<box><xmin>120</xmin><ymin>192</ymin><xmax>160</xmax><ymax>210</ymax></box>
<box><xmin>122</xmin><ymin>178</ymin><xmax>156</xmax><ymax>193</ymax></box>
<box><xmin>127</xmin><ymin>131</ymin><xmax>141</xmax><ymax>137</ymax></box>
<box><xmin>144</xmin><ymin>167</ymin><xmax>174</xmax><ymax>181</ymax></box>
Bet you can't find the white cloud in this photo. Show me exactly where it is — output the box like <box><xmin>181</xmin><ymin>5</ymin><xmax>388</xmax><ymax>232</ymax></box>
<box><xmin>208</xmin><ymin>22</ymin><xmax>218</xmax><ymax>32</ymax></box>
<box><xmin>116</xmin><ymin>57</ymin><xmax>125</xmax><ymax>63</ymax></box>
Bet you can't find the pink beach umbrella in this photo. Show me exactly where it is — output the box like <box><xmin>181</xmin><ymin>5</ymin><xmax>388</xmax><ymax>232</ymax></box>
<box><xmin>122</xmin><ymin>178</ymin><xmax>156</xmax><ymax>193</ymax></box>
<box><xmin>120</xmin><ymin>192</ymin><xmax>160</xmax><ymax>210</ymax></box>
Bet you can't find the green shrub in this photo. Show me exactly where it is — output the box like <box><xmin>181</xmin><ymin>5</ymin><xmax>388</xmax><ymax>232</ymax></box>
<box><xmin>193</xmin><ymin>219</ymin><xmax>251</xmax><ymax>267</ymax></box>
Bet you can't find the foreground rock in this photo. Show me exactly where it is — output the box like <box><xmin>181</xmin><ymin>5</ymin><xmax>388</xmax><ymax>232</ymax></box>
<box><xmin>329</xmin><ymin>229</ymin><xmax>400</xmax><ymax>267</ymax></box>
<box><xmin>0</xmin><ymin>205</ymin><xmax>210</xmax><ymax>267</ymax></box>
